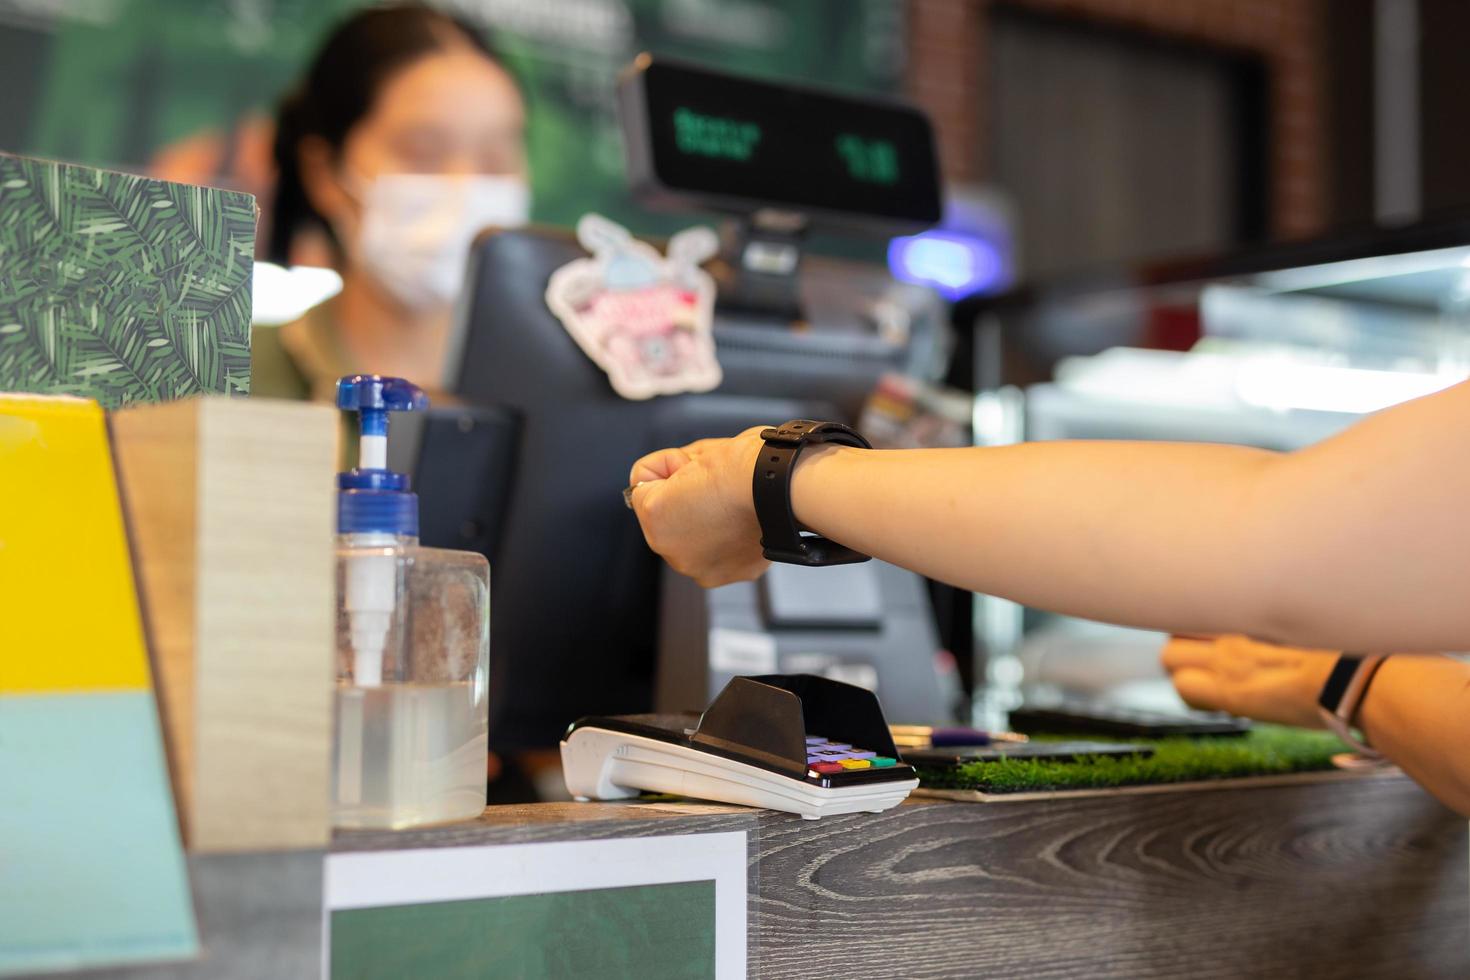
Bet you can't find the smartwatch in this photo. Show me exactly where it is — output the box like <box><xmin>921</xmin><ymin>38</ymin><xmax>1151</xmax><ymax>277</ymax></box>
<box><xmin>1316</xmin><ymin>653</ymin><xmax>1387</xmax><ymax>759</ymax></box>
<box><xmin>752</xmin><ymin>420</ymin><xmax>871</xmax><ymax>567</ymax></box>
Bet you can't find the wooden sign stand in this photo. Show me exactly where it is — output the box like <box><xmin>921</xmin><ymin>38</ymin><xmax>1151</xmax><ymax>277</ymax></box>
<box><xmin>112</xmin><ymin>397</ymin><xmax>338</xmax><ymax>853</ymax></box>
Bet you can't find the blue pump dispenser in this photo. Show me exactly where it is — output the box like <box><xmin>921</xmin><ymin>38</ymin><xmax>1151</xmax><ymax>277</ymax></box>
<box><xmin>335</xmin><ymin>375</ymin><xmax>427</xmax><ymax>537</ymax></box>
<box><xmin>330</xmin><ymin>373</ymin><xmax>492</xmax><ymax>828</ymax></box>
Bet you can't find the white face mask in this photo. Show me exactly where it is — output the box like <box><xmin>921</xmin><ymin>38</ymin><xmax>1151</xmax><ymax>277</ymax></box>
<box><xmin>347</xmin><ymin>173</ymin><xmax>531</xmax><ymax>314</ymax></box>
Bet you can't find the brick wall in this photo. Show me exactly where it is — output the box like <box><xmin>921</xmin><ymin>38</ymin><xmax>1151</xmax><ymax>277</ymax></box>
<box><xmin>908</xmin><ymin>0</ymin><xmax>1327</xmax><ymax>239</ymax></box>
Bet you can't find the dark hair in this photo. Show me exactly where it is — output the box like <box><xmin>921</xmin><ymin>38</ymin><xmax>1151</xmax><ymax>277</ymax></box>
<box><xmin>268</xmin><ymin>3</ymin><xmax>512</xmax><ymax>264</ymax></box>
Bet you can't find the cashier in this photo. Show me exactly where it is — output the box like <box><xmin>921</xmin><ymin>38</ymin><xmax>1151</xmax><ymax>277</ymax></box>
<box><xmin>628</xmin><ymin>381</ymin><xmax>1470</xmax><ymax>815</ymax></box>
<box><xmin>252</xmin><ymin>2</ymin><xmax>528</xmax><ymax>400</ymax></box>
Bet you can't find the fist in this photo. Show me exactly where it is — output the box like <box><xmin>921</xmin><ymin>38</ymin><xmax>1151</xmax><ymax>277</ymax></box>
<box><xmin>628</xmin><ymin>427</ymin><xmax>771</xmax><ymax>588</ymax></box>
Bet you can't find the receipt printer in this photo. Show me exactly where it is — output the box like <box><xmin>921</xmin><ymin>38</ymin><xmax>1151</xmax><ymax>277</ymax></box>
<box><xmin>656</xmin><ymin>560</ymin><xmax>951</xmax><ymax>724</ymax></box>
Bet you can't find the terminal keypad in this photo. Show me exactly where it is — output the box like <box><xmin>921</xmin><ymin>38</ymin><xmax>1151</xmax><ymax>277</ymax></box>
<box><xmin>805</xmin><ymin>735</ymin><xmax>898</xmax><ymax>774</ymax></box>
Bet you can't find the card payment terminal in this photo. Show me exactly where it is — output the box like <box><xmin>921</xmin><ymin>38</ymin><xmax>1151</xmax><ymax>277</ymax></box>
<box><xmin>562</xmin><ymin>674</ymin><xmax>919</xmax><ymax>819</ymax></box>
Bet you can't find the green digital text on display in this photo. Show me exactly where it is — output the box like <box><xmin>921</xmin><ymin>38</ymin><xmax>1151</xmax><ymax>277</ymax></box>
<box><xmin>673</xmin><ymin>108</ymin><xmax>762</xmax><ymax>161</ymax></box>
<box><xmin>835</xmin><ymin>134</ymin><xmax>900</xmax><ymax>185</ymax></box>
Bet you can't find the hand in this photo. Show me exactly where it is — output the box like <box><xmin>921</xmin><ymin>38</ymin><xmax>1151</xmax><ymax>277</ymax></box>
<box><xmin>628</xmin><ymin>427</ymin><xmax>770</xmax><ymax>588</ymax></box>
<box><xmin>1162</xmin><ymin>634</ymin><xmax>1339</xmax><ymax>729</ymax></box>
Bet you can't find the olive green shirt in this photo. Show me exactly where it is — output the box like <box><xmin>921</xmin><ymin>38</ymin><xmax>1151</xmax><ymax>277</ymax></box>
<box><xmin>249</xmin><ymin>300</ymin><xmax>353</xmax><ymax>403</ymax></box>
<box><xmin>251</xmin><ymin>301</ymin><xmax>364</xmax><ymax>467</ymax></box>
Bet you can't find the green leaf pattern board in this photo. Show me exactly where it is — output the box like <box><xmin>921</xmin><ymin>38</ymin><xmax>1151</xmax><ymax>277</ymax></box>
<box><xmin>0</xmin><ymin>152</ymin><xmax>255</xmax><ymax>406</ymax></box>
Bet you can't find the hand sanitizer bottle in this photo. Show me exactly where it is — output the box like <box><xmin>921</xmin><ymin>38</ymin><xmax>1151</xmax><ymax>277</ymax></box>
<box><xmin>333</xmin><ymin>375</ymin><xmax>490</xmax><ymax>829</ymax></box>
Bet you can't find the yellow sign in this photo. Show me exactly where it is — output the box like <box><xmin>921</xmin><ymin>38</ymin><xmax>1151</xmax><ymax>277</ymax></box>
<box><xmin>0</xmin><ymin>394</ymin><xmax>151</xmax><ymax>693</ymax></box>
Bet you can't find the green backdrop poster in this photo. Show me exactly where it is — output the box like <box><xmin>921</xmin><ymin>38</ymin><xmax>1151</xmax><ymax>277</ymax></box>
<box><xmin>0</xmin><ymin>0</ymin><xmax>906</xmax><ymax>243</ymax></box>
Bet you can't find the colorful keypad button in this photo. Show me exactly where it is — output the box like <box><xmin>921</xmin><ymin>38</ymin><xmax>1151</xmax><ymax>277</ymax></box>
<box><xmin>805</xmin><ymin>734</ymin><xmax>898</xmax><ymax>777</ymax></box>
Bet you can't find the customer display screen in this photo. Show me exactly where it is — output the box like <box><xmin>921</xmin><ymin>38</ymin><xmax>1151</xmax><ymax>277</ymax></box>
<box><xmin>621</xmin><ymin>57</ymin><xmax>942</xmax><ymax>229</ymax></box>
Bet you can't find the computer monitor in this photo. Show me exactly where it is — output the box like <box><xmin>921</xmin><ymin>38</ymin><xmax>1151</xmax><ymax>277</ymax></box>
<box><xmin>453</xmin><ymin>227</ymin><xmax>836</xmax><ymax>748</ymax></box>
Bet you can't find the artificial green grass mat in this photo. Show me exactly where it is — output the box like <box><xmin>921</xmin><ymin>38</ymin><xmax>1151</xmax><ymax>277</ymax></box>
<box><xmin>914</xmin><ymin>725</ymin><xmax>1350</xmax><ymax>794</ymax></box>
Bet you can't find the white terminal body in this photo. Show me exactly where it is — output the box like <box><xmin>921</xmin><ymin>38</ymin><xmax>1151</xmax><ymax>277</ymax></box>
<box><xmin>561</xmin><ymin>726</ymin><xmax>919</xmax><ymax>820</ymax></box>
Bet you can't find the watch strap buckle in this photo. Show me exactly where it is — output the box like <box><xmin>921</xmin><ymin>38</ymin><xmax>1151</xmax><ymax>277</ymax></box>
<box><xmin>759</xmin><ymin>424</ymin><xmax>806</xmax><ymax>447</ymax></box>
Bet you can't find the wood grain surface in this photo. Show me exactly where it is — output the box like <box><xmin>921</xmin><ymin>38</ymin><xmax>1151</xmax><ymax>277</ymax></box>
<box><xmin>334</xmin><ymin>799</ymin><xmax>760</xmax><ymax>851</ymax></box>
<box><xmin>749</xmin><ymin>776</ymin><xmax>1467</xmax><ymax>980</ymax></box>
<box><xmin>338</xmin><ymin>776</ymin><xmax>1468</xmax><ymax>979</ymax></box>
<box><xmin>110</xmin><ymin>400</ymin><xmax>200</xmax><ymax>837</ymax></box>
<box><xmin>113</xmin><ymin>397</ymin><xmax>337</xmax><ymax>852</ymax></box>
<box><xmin>26</xmin><ymin>779</ymin><xmax>1455</xmax><ymax>978</ymax></box>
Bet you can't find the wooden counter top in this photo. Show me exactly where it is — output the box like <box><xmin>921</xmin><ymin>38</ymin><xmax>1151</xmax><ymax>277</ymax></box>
<box><xmin>333</xmin><ymin>771</ymin><xmax>1468</xmax><ymax>979</ymax></box>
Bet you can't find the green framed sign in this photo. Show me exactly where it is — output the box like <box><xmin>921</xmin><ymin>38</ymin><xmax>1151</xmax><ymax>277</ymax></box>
<box><xmin>325</xmin><ymin>831</ymin><xmax>748</xmax><ymax>979</ymax></box>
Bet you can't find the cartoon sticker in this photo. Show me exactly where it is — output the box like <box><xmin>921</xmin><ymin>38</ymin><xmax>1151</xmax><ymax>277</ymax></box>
<box><xmin>546</xmin><ymin>213</ymin><xmax>722</xmax><ymax>400</ymax></box>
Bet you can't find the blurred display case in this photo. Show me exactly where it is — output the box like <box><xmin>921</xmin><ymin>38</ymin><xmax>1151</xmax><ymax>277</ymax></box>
<box><xmin>966</xmin><ymin>221</ymin><xmax>1470</xmax><ymax>728</ymax></box>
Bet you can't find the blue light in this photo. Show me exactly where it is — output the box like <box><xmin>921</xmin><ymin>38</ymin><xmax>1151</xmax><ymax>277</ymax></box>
<box><xmin>888</xmin><ymin>231</ymin><xmax>1007</xmax><ymax>300</ymax></box>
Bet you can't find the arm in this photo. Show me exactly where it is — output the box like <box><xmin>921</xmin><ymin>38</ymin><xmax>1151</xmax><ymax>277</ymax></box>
<box><xmin>631</xmin><ymin>380</ymin><xmax>1470</xmax><ymax>651</ymax></box>
<box><xmin>1357</xmin><ymin>655</ymin><xmax>1470</xmax><ymax>815</ymax></box>
<box><xmin>1165</xmin><ymin>636</ymin><xmax>1470</xmax><ymax>816</ymax></box>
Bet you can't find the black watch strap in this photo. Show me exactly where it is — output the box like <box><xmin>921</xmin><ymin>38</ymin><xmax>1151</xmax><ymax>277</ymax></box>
<box><xmin>752</xmin><ymin>420</ymin><xmax>872</xmax><ymax>567</ymax></box>
<box><xmin>1317</xmin><ymin>654</ymin><xmax>1365</xmax><ymax>713</ymax></box>
<box><xmin>1317</xmin><ymin>652</ymin><xmax>1388</xmax><ymax>760</ymax></box>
